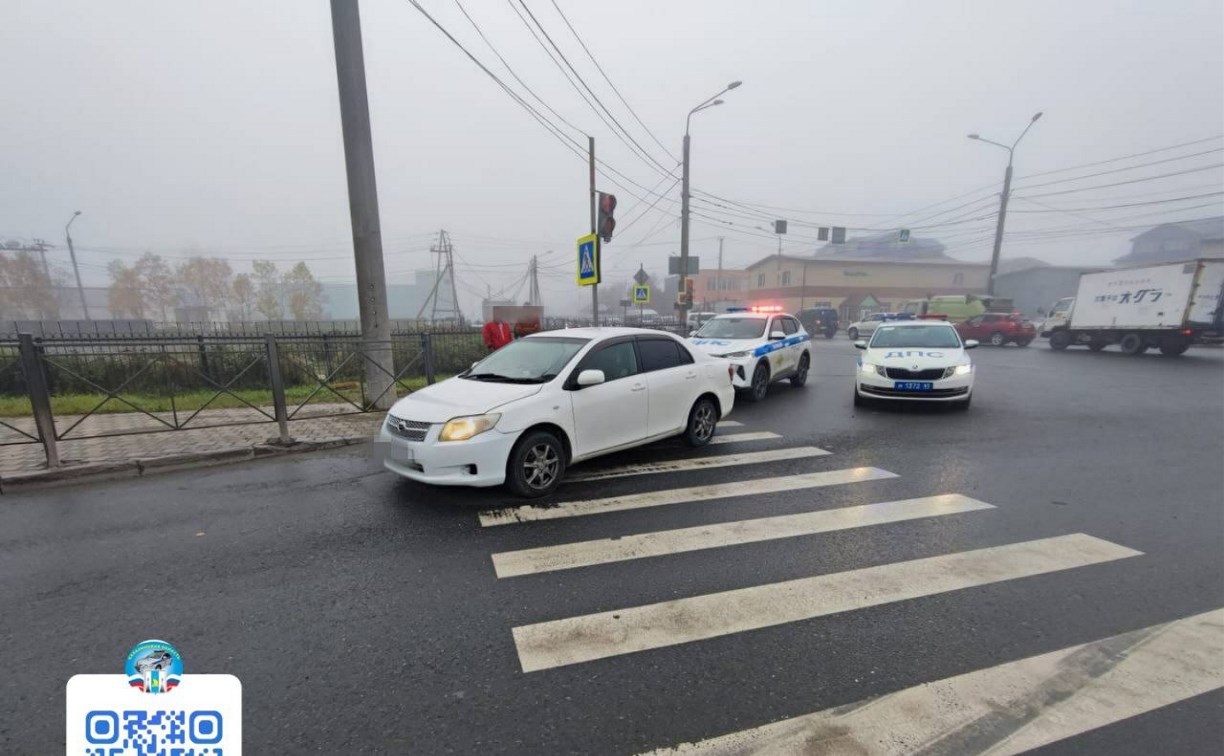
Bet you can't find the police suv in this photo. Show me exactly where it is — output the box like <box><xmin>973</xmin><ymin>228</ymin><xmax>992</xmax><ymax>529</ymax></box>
<box><xmin>688</xmin><ymin>308</ymin><xmax>812</xmax><ymax>401</ymax></box>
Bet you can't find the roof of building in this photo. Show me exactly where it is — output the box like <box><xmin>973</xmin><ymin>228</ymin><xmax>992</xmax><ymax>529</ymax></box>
<box><xmin>1131</xmin><ymin>216</ymin><xmax>1224</xmax><ymax>242</ymax></box>
<box><xmin>812</xmin><ymin>231</ymin><xmax>951</xmax><ymax>261</ymax></box>
<box><xmin>745</xmin><ymin>253</ymin><xmax>988</xmax><ymax>270</ymax></box>
<box><xmin>995</xmin><ymin>257</ymin><xmax>1051</xmax><ymax>275</ymax></box>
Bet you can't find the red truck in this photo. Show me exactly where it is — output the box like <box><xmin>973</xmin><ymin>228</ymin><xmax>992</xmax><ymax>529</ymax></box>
<box><xmin>955</xmin><ymin>312</ymin><xmax>1036</xmax><ymax>347</ymax></box>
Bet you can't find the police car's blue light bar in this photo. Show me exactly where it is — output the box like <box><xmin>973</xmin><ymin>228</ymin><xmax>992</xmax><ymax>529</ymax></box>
<box><xmin>725</xmin><ymin>307</ymin><xmax>749</xmax><ymax>313</ymax></box>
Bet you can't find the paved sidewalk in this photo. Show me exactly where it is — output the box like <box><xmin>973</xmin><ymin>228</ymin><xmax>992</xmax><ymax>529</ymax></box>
<box><xmin>0</xmin><ymin>402</ymin><xmax>384</xmax><ymax>477</ymax></box>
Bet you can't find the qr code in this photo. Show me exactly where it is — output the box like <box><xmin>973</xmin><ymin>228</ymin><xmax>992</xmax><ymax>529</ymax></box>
<box><xmin>83</xmin><ymin>710</ymin><xmax>225</xmax><ymax>755</ymax></box>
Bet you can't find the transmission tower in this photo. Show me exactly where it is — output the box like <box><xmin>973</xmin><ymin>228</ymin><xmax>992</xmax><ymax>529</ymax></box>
<box><xmin>416</xmin><ymin>229</ymin><xmax>464</xmax><ymax>323</ymax></box>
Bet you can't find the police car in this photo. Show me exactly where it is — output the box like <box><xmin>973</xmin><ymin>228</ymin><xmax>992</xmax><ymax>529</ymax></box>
<box><xmin>688</xmin><ymin>307</ymin><xmax>812</xmax><ymax>401</ymax></box>
<box><xmin>854</xmin><ymin>320</ymin><xmax>978</xmax><ymax>409</ymax></box>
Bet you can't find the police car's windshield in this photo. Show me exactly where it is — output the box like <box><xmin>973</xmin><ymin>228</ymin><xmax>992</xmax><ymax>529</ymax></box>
<box><xmin>695</xmin><ymin>317</ymin><xmax>767</xmax><ymax>339</ymax></box>
<box><xmin>465</xmin><ymin>337</ymin><xmax>588</xmax><ymax>383</ymax></box>
<box><xmin>870</xmin><ymin>325</ymin><xmax>962</xmax><ymax>349</ymax></box>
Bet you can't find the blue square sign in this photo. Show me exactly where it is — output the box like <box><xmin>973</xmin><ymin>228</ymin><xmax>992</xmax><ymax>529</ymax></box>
<box><xmin>577</xmin><ymin>233</ymin><xmax>600</xmax><ymax>286</ymax></box>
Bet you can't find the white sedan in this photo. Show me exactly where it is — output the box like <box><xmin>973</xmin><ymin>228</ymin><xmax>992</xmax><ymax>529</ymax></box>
<box><xmin>377</xmin><ymin>328</ymin><xmax>736</xmax><ymax>497</ymax></box>
<box><xmin>854</xmin><ymin>321</ymin><xmax>978</xmax><ymax>409</ymax></box>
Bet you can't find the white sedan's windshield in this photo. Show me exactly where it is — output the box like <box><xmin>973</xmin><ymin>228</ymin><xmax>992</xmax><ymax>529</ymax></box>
<box><xmin>870</xmin><ymin>325</ymin><xmax>962</xmax><ymax>349</ymax></box>
<box><xmin>696</xmin><ymin>318</ymin><xmax>767</xmax><ymax>339</ymax></box>
<box><xmin>465</xmin><ymin>337</ymin><xmax>588</xmax><ymax>383</ymax></box>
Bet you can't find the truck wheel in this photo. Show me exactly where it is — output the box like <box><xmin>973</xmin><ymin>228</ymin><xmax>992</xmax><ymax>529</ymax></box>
<box><xmin>847</xmin><ymin>327</ymin><xmax>858</xmax><ymax>340</ymax></box>
<box><xmin>1049</xmin><ymin>331</ymin><xmax>1071</xmax><ymax>351</ymax></box>
<box><xmin>1159</xmin><ymin>338</ymin><xmax>1189</xmax><ymax>356</ymax></box>
<box><xmin>748</xmin><ymin>363</ymin><xmax>770</xmax><ymax>402</ymax></box>
<box><xmin>989</xmin><ymin>332</ymin><xmax>1006</xmax><ymax>347</ymax></box>
<box><xmin>1119</xmin><ymin>333</ymin><xmax>1146</xmax><ymax>355</ymax></box>
<box><xmin>790</xmin><ymin>354</ymin><xmax>810</xmax><ymax>387</ymax></box>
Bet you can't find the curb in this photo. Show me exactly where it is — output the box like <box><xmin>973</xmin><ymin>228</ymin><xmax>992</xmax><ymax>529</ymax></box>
<box><xmin>0</xmin><ymin>435</ymin><xmax>372</xmax><ymax>495</ymax></box>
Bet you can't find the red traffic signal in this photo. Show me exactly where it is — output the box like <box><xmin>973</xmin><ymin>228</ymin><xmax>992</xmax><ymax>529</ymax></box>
<box><xmin>598</xmin><ymin>192</ymin><xmax>617</xmax><ymax>242</ymax></box>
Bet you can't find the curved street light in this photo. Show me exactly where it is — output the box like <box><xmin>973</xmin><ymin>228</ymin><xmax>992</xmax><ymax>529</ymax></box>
<box><xmin>64</xmin><ymin>210</ymin><xmax>90</xmax><ymax>319</ymax></box>
<box><xmin>969</xmin><ymin>112</ymin><xmax>1043</xmax><ymax>295</ymax></box>
<box><xmin>680</xmin><ymin>81</ymin><xmax>742</xmax><ymax>319</ymax></box>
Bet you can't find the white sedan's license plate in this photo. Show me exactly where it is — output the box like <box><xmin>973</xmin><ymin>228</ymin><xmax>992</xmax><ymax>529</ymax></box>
<box><xmin>895</xmin><ymin>381</ymin><xmax>933</xmax><ymax>391</ymax></box>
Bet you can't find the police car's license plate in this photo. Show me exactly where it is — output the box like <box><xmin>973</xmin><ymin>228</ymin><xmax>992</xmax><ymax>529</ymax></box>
<box><xmin>895</xmin><ymin>381</ymin><xmax>933</xmax><ymax>391</ymax></box>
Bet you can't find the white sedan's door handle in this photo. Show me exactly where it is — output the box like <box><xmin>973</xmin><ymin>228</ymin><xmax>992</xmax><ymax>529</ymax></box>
<box><xmin>631</xmin><ymin>382</ymin><xmax>646</xmax><ymax>392</ymax></box>
<box><xmin>685</xmin><ymin>371</ymin><xmax>698</xmax><ymax>380</ymax></box>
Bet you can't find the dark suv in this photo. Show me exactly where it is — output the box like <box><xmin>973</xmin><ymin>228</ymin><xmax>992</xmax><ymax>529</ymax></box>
<box><xmin>797</xmin><ymin>308</ymin><xmax>839</xmax><ymax>339</ymax></box>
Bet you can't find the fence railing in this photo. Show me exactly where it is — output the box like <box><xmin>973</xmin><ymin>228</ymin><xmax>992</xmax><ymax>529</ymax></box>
<box><xmin>1</xmin><ymin>322</ymin><xmax>693</xmax><ymax>469</ymax></box>
<box><xmin>0</xmin><ymin>330</ymin><xmax>486</xmax><ymax>468</ymax></box>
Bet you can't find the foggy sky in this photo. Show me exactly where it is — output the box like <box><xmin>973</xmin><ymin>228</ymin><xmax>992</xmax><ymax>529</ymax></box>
<box><xmin>3</xmin><ymin>0</ymin><xmax>1222</xmax><ymax>316</ymax></box>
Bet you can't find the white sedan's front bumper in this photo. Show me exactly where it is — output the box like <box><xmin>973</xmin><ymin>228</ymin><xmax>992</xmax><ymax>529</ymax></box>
<box><xmin>856</xmin><ymin>369</ymin><xmax>973</xmax><ymax>402</ymax></box>
<box><xmin>375</xmin><ymin>420</ymin><xmax>516</xmax><ymax>487</ymax></box>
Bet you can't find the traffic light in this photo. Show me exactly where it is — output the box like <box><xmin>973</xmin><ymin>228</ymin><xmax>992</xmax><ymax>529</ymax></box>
<box><xmin>685</xmin><ymin>278</ymin><xmax>695</xmax><ymax>298</ymax></box>
<box><xmin>598</xmin><ymin>192</ymin><xmax>617</xmax><ymax>242</ymax></box>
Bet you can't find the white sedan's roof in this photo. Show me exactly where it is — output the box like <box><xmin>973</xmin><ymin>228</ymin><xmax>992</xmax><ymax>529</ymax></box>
<box><xmin>525</xmin><ymin>326</ymin><xmax>678</xmax><ymax>339</ymax></box>
<box><xmin>874</xmin><ymin>320</ymin><xmax>956</xmax><ymax>328</ymax></box>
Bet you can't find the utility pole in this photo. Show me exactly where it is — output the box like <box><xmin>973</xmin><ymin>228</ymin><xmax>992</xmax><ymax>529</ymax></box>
<box><xmin>588</xmin><ymin>136</ymin><xmax>599</xmax><ymax>326</ymax></box>
<box><xmin>679</xmin><ymin>129</ymin><xmax>692</xmax><ymax>323</ymax></box>
<box><xmin>64</xmin><ymin>211</ymin><xmax>90</xmax><ymax>320</ymax></box>
<box><xmin>969</xmin><ymin>111</ymin><xmax>1043</xmax><ymax>296</ymax></box>
<box><xmin>716</xmin><ymin>236</ymin><xmax>724</xmax><ymax>311</ymax></box>
<box><xmin>330</xmin><ymin>0</ymin><xmax>393</xmax><ymax>410</ymax></box>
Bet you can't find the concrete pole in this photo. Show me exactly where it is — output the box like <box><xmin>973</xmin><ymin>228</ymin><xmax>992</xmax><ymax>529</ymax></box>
<box><xmin>589</xmin><ymin>136</ymin><xmax>599</xmax><ymax>326</ymax></box>
<box><xmin>716</xmin><ymin>236</ymin><xmax>723</xmax><ymax>311</ymax></box>
<box><xmin>987</xmin><ymin>161</ymin><xmax>1013</xmax><ymax>297</ymax></box>
<box><xmin>64</xmin><ymin>214</ymin><xmax>90</xmax><ymax>319</ymax></box>
<box><xmin>679</xmin><ymin>132</ymin><xmax>692</xmax><ymax>323</ymax></box>
<box><xmin>329</xmin><ymin>0</ymin><xmax>394</xmax><ymax>410</ymax></box>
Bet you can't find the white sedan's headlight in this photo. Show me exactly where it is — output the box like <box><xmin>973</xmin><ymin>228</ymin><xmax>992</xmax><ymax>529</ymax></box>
<box><xmin>860</xmin><ymin>362</ymin><xmax>880</xmax><ymax>375</ymax></box>
<box><xmin>438</xmin><ymin>413</ymin><xmax>501</xmax><ymax>442</ymax></box>
<box><xmin>720</xmin><ymin>350</ymin><xmax>752</xmax><ymax>359</ymax></box>
<box><xmin>953</xmin><ymin>364</ymin><xmax>973</xmax><ymax>376</ymax></box>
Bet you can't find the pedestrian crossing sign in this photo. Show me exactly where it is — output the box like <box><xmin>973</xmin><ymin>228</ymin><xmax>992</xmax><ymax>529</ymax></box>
<box><xmin>577</xmin><ymin>233</ymin><xmax>600</xmax><ymax>287</ymax></box>
<box><xmin>632</xmin><ymin>285</ymin><xmax>651</xmax><ymax>304</ymax></box>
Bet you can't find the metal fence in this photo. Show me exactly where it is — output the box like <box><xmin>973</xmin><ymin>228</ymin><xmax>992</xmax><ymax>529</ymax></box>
<box><xmin>0</xmin><ymin>321</ymin><xmax>692</xmax><ymax>469</ymax></box>
<box><xmin>0</xmin><ymin>330</ymin><xmax>486</xmax><ymax>468</ymax></box>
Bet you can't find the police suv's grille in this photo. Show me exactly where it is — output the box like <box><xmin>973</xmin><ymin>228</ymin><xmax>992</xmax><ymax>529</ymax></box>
<box><xmin>386</xmin><ymin>416</ymin><xmax>430</xmax><ymax>441</ymax></box>
<box><xmin>885</xmin><ymin>367</ymin><xmax>947</xmax><ymax>380</ymax></box>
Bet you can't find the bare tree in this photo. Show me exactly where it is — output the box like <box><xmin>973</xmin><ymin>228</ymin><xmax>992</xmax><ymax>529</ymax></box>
<box><xmin>252</xmin><ymin>260</ymin><xmax>282</xmax><ymax>320</ymax></box>
<box><xmin>231</xmin><ymin>273</ymin><xmax>256</xmax><ymax>320</ymax></box>
<box><xmin>284</xmin><ymin>261</ymin><xmax>325</xmax><ymax>320</ymax></box>
<box><xmin>175</xmin><ymin>256</ymin><xmax>233</xmax><ymax>317</ymax></box>
<box><xmin>106</xmin><ymin>260</ymin><xmax>146</xmax><ymax>319</ymax></box>
<box><xmin>0</xmin><ymin>250</ymin><xmax>60</xmax><ymax>319</ymax></box>
<box><xmin>137</xmin><ymin>252</ymin><xmax>177</xmax><ymax>321</ymax></box>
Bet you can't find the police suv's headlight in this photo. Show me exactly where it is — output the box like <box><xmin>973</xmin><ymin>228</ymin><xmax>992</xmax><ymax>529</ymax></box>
<box><xmin>438</xmin><ymin>413</ymin><xmax>501</xmax><ymax>442</ymax></box>
<box><xmin>720</xmin><ymin>351</ymin><xmax>751</xmax><ymax>359</ymax></box>
<box><xmin>952</xmin><ymin>364</ymin><xmax>973</xmax><ymax>376</ymax></box>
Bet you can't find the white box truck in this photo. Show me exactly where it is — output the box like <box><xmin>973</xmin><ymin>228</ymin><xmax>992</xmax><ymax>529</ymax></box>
<box><xmin>1040</xmin><ymin>259</ymin><xmax>1224</xmax><ymax>355</ymax></box>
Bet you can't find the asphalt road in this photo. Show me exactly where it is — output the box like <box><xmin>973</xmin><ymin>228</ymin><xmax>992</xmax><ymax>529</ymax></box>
<box><xmin>3</xmin><ymin>338</ymin><xmax>1222</xmax><ymax>754</ymax></box>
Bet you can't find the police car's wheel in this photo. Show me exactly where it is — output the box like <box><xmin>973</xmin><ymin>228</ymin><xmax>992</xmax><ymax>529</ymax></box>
<box><xmin>954</xmin><ymin>393</ymin><xmax>972</xmax><ymax>411</ymax></box>
<box><xmin>506</xmin><ymin>430</ymin><xmax>566</xmax><ymax>498</ymax></box>
<box><xmin>684</xmin><ymin>397</ymin><xmax>718</xmax><ymax>447</ymax></box>
<box><xmin>853</xmin><ymin>384</ymin><xmax>870</xmax><ymax>408</ymax></box>
<box><xmin>748</xmin><ymin>363</ymin><xmax>770</xmax><ymax>402</ymax></box>
<box><xmin>790</xmin><ymin>353</ymin><xmax>809</xmax><ymax>387</ymax></box>
<box><xmin>847</xmin><ymin>327</ymin><xmax>859</xmax><ymax>340</ymax></box>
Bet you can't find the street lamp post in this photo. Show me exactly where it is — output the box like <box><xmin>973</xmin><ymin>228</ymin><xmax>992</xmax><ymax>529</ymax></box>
<box><xmin>969</xmin><ymin>112</ymin><xmax>1043</xmax><ymax>295</ymax></box>
<box><xmin>680</xmin><ymin>80</ymin><xmax>741</xmax><ymax>323</ymax></box>
<box><xmin>64</xmin><ymin>210</ymin><xmax>90</xmax><ymax>320</ymax></box>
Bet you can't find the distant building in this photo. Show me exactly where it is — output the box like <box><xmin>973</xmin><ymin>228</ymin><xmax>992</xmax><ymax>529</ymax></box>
<box><xmin>992</xmin><ymin>262</ymin><xmax>1102</xmax><ymax>317</ymax></box>
<box><xmin>745</xmin><ymin>232</ymin><xmax>989</xmax><ymax>321</ymax></box>
<box><xmin>321</xmin><ymin>270</ymin><xmax>441</xmax><ymax>320</ymax></box>
<box><xmin>664</xmin><ymin>269</ymin><xmax>751</xmax><ymax>312</ymax></box>
<box><xmin>1116</xmin><ymin>217</ymin><xmax>1224</xmax><ymax>266</ymax></box>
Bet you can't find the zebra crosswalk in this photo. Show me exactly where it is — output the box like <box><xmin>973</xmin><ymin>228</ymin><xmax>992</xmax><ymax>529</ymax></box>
<box><xmin>474</xmin><ymin>424</ymin><xmax>1221</xmax><ymax>752</ymax></box>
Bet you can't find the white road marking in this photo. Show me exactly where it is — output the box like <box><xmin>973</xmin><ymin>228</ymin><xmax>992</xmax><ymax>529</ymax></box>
<box><xmin>493</xmin><ymin>494</ymin><xmax>992</xmax><ymax>578</ymax></box>
<box><xmin>566</xmin><ymin>446</ymin><xmax>831</xmax><ymax>484</ymax></box>
<box><xmin>511</xmin><ymin>534</ymin><xmax>1141</xmax><ymax>672</ymax></box>
<box><xmin>718</xmin><ymin>420</ymin><xmax>744</xmax><ymax>428</ymax></box>
<box><xmin>479</xmin><ymin>467</ymin><xmax>896</xmax><ymax>527</ymax></box>
<box><xmin>643</xmin><ymin>607</ymin><xmax>1224</xmax><ymax>755</ymax></box>
<box><xmin>709</xmin><ymin>431</ymin><xmax>780</xmax><ymax>445</ymax></box>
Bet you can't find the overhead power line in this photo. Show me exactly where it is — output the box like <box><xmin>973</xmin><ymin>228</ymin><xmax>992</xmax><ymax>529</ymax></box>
<box><xmin>1014</xmin><ymin>134</ymin><xmax>1223</xmax><ymax>181</ymax></box>
<box><xmin>1012</xmin><ymin>149</ymin><xmax>1224</xmax><ymax>191</ymax></box>
<box><xmin>1015</xmin><ymin>163</ymin><xmax>1224</xmax><ymax>199</ymax></box>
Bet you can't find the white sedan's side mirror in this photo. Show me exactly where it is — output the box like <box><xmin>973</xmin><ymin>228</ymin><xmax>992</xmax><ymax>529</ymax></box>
<box><xmin>576</xmin><ymin>369</ymin><xmax>606</xmax><ymax>387</ymax></box>
<box><xmin>964</xmin><ymin>340</ymin><xmax>979</xmax><ymax>350</ymax></box>
<box><xmin>854</xmin><ymin>340</ymin><xmax>868</xmax><ymax>350</ymax></box>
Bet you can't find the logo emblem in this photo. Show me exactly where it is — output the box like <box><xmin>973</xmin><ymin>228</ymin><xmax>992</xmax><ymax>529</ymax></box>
<box><xmin>125</xmin><ymin>639</ymin><xmax>183</xmax><ymax>694</ymax></box>
<box><xmin>912</xmin><ymin>364</ymin><xmax>919</xmax><ymax>370</ymax></box>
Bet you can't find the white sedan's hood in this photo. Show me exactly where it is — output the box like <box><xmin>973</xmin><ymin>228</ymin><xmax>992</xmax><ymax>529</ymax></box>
<box><xmin>865</xmin><ymin>347</ymin><xmax>967</xmax><ymax>368</ymax></box>
<box><xmin>688</xmin><ymin>337</ymin><xmax>758</xmax><ymax>356</ymax></box>
<box><xmin>387</xmin><ymin>377</ymin><xmax>543</xmax><ymax>423</ymax></box>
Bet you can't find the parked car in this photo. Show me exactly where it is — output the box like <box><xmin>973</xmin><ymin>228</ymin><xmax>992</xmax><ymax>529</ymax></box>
<box><xmin>956</xmin><ymin>313</ymin><xmax>1036</xmax><ymax>347</ymax></box>
<box><xmin>796</xmin><ymin>307</ymin><xmax>839</xmax><ymax>339</ymax></box>
<box><xmin>688</xmin><ymin>310</ymin><xmax>812</xmax><ymax>402</ymax></box>
<box><xmin>854</xmin><ymin>321</ymin><xmax>978</xmax><ymax>409</ymax></box>
<box><xmin>846</xmin><ymin>312</ymin><xmax>896</xmax><ymax>341</ymax></box>
<box><xmin>377</xmin><ymin>328</ymin><xmax>736</xmax><ymax>498</ymax></box>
